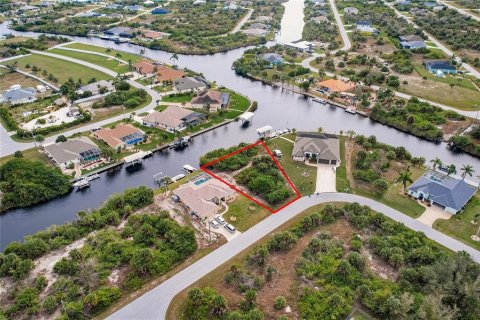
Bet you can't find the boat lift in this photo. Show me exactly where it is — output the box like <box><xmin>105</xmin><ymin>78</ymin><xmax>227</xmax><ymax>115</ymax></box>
<box><xmin>123</xmin><ymin>150</ymin><xmax>152</xmax><ymax>167</ymax></box>
<box><xmin>239</xmin><ymin>112</ymin><xmax>254</xmax><ymax>123</ymax></box>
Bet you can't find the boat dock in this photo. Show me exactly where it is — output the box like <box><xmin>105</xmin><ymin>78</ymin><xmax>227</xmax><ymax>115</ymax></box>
<box><xmin>123</xmin><ymin>151</ymin><xmax>152</xmax><ymax>167</ymax></box>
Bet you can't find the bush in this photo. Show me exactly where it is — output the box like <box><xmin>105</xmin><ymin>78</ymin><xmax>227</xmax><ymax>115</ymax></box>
<box><xmin>84</xmin><ymin>287</ymin><xmax>121</xmax><ymax>313</ymax></box>
<box><xmin>53</xmin><ymin>258</ymin><xmax>79</xmax><ymax>276</ymax></box>
<box><xmin>274</xmin><ymin>296</ymin><xmax>287</xmax><ymax>310</ymax></box>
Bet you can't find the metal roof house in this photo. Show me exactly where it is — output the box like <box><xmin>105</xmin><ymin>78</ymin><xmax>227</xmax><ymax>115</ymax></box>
<box><xmin>292</xmin><ymin>132</ymin><xmax>340</xmax><ymax>165</ymax></box>
<box><xmin>259</xmin><ymin>53</ymin><xmax>284</xmax><ymax>66</ymax></box>
<box><xmin>44</xmin><ymin>137</ymin><xmax>101</xmax><ymax>169</ymax></box>
<box><xmin>424</xmin><ymin>60</ymin><xmax>457</xmax><ymax>76</ymax></box>
<box><xmin>1</xmin><ymin>87</ymin><xmax>36</xmax><ymax>105</ymax></box>
<box><xmin>408</xmin><ymin>171</ymin><xmax>476</xmax><ymax>214</ymax></box>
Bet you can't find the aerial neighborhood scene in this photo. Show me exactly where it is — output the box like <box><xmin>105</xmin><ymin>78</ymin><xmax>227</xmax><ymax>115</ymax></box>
<box><xmin>1</xmin><ymin>0</ymin><xmax>480</xmax><ymax>319</ymax></box>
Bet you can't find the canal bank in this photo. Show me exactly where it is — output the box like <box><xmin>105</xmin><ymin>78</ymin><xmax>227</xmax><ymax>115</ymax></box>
<box><xmin>1</xmin><ymin>0</ymin><xmax>480</xmax><ymax>249</ymax></box>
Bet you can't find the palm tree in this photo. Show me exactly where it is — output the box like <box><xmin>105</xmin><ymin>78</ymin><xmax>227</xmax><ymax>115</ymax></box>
<box><xmin>460</xmin><ymin>164</ymin><xmax>474</xmax><ymax>179</ymax></box>
<box><xmin>346</xmin><ymin>130</ymin><xmax>356</xmax><ymax>139</ymax></box>
<box><xmin>472</xmin><ymin>213</ymin><xmax>480</xmax><ymax>241</ymax></box>
<box><xmin>317</xmin><ymin>127</ymin><xmax>324</xmax><ymax>133</ymax></box>
<box><xmin>447</xmin><ymin>164</ymin><xmax>456</xmax><ymax>176</ymax></box>
<box><xmin>139</xmin><ymin>48</ymin><xmax>145</xmax><ymax>56</ymax></box>
<box><xmin>430</xmin><ymin>157</ymin><xmax>442</xmax><ymax>170</ymax></box>
<box><xmin>115</xmin><ymin>52</ymin><xmax>122</xmax><ymax>61</ymax></box>
<box><xmin>170</xmin><ymin>53</ymin><xmax>179</xmax><ymax>65</ymax></box>
<box><xmin>105</xmin><ymin>48</ymin><xmax>112</xmax><ymax>54</ymax></box>
<box><xmin>397</xmin><ymin>168</ymin><xmax>413</xmax><ymax>191</ymax></box>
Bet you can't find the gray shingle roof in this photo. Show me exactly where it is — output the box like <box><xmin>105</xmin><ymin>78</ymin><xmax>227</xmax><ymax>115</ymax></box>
<box><xmin>45</xmin><ymin>137</ymin><xmax>100</xmax><ymax>164</ymax></box>
<box><xmin>408</xmin><ymin>172</ymin><xmax>476</xmax><ymax>211</ymax></box>
<box><xmin>174</xmin><ymin>77</ymin><xmax>207</xmax><ymax>91</ymax></box>
<box><xmin>292</xmin><ymin>132</ymin><xmax>340</xmax><ymax>161</ymax></box>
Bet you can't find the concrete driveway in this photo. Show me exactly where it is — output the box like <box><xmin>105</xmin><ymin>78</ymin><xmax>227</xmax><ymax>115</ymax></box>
<box><xmin>416</xmin><ymin>204</ymin><xmax>452</xmax><ymax>227</ymax></box>
<box><xmin>315</xmin><ymin>163</ymin><xmax>337</xmax><ymax>193</ymax></box>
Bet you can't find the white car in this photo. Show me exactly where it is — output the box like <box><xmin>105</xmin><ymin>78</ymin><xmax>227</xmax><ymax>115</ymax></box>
<box><xmin>209</xmin><ymin>219</ymin><xmax>220</xmax><ymax>228</ymax></box>
<box><xmin>215</xmin><ymin>216</ymin><xmax>226</xmax><ymax>225</ymax></box>
<box><xmin>224</xmin><ymin>223</ymin><xmax>236</xmax><ymax>234</ymax></box>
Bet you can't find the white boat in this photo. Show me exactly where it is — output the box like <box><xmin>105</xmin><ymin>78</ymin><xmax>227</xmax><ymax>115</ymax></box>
<box><xmin>345</xmin><ymin>107</ymin><xmax>357</xmax><ymax>114</ymax></box>
<box><xmin>182</xmin><ymin>164</ymin><xmax>196</xmax><ymax>174</ymax></box>
<box><xmin>313</xmin><ymin>98</ymin><xmax>326</xmax><ymax>104</ymax></box>
<box><xmin>86</xmin><ymin>173</ymin><xmax>100</xmax><ymax>181</ymax></box>
<box><xmin>171</xmin><ymin>174</ymin><xmax>186</xmax><ymax>182</ymax></box>
<box><xmin>75</xmin><ymin>178</ymin><xmax>90</xmax><ymax>189</ymax></box>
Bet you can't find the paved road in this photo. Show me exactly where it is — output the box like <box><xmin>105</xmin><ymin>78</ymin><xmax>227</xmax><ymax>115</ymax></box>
<box><xmin>384</xmin><ymin>1</ymin><xmax>480</xmax><ymax>79</ymax></box>
<box><xmin>0</xmin><ymin>50</ymin><xmax>161</xmax><ymax>156</ymax></box>
<box><xmin>53</xmin><ymin>45</ymin><xmax>130</xmax><ymax>65</ymax></box>
<box><xmin>229</xmin><ymin>8</ymin><xmax>254</xmax><ymax>34</ymax></box>
<box><xmin>108</xmin><ymin>193</ymin><xmax>480</xmax><ymax>319</ymax></box>
<box><xmin>437</xmin><ymin>0</ymin><xmax>480</xmax><ymax>22</ymax></box>
<box><xmin>300</xmin><ymin>0</ymin><xmax>479</xmax><ymax>118</ymax></box>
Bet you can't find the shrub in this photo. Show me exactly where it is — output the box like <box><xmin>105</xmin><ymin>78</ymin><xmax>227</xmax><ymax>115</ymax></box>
<box><xmin>274</xmin><ymin>296</ymin><xmax>287</xmax><ymax>310</ymax></box>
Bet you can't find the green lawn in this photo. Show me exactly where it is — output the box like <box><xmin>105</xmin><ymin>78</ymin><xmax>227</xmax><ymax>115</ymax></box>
<box><xmin>162</xmin><ymin>93</ymin><xmax>194</xmax><ymax>103</ymax></box>
<box><xmin>266</xmin><ymin>135</ymin><xmax>317</xmax><ymax>196</ymax></box>
<box><xmin>4</xmin><ymin>54</ymin><xmax>112</xmax><ymax>84</ymax></box>
<box><xmin>225</xmin><ymin>90</ymin><xmax>250</xmax><ymax>111</ymax></box>
<box><xmin>63</xmin><ymin>43</ymin><xmax>143</xmax><ymax>63</ymax></box>
<box><xmin>434</xmin><ymin>195</ymin><xmax>480</xmax><ymax>251</ymax></box>
<box><xmin>48</xmin><ymin>48</ymin><xmax>130</xmax><ymax>73</ymax></box>
<box><xmin>223</xmin><ymin>196</ymin><xmax>270</xmax><ymax>232</ymax></box>
<box><xmin>0</xmin><ymin>147</ymin><xmax>52</xmax><ymax>166</ymax></box>
<box><xmin>336</xmin><ymin>136</ymin><xmax>351</xmax><ymax>193</ymax></box>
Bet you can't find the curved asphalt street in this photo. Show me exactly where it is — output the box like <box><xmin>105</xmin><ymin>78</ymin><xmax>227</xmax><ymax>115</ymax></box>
<box><xmin>300</xmin><ymin>0</ymin><xmax>480</xmax><ymax>118</ymax></box>
<box><xmin>108</xmin><ymin>193</ymin><xmax>480</xmax><ymax>320</ymax></box>
<box><xmin>0</xmin><ymin>49</ymin><xmax>161</xmax><ymax>156</ymax></box>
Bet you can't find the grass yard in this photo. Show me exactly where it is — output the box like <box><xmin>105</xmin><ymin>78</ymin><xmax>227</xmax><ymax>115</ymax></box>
<box><xmin>266</xmin><ymin>135</ymin><xmax>317</xmax><ymax>196</ymax></box>
<box><xmin>4</xmin><ymin>54</ymin><xmax>112</xmax><ymax>84</ymax></box>
<box><xmin>336</xmin><ymin>136</ymin><xmax>351</xmax><ymax>193</ymax></box>
<box><xmin>223</xmin><ymin>196</ymin><xmax>270</xmax><ymax>232</ymax></box>
<box><xmin>434</xmin><ymin>195</ymin><xmax>480</xmax><ymax>251</ymax></box>
<box><xmin>394</xmin><ymin>64</ymin><xmax>480</xmax><ymax>111</ymax></box>
<box><xmin>48</xmin><ymin>48</ymin><xmax>130</xmax><ymax>73</ymax></box>
<box><xmin>0</xmin><ymin>147</ymin><xmax>52</xmax><ymax>166</ymax></box>
<box><xmin>225</xmin><ymin>90</ymin><xmax>250</xmax><ymax>111</ymax></box>
<box><xmin>162</xmin><ymin>93</ymin><xmax>194</xmax><ymax>103</ymax></box>
<box><xmin>62</xmin><ymin>43</ymin><xmax>143</xmax><ymax>63</ymax></box>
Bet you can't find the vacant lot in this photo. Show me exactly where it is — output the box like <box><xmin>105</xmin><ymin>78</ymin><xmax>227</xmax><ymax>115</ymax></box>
<box><xmin>0</xmin><ymin>71</ymin><xmax>42</xmax><ymax>91</ymax></box>
<box><xmin>63</xmin><ymin>43</ymin><xmax>144</xmax><ymax>63</ymax></box>
<box><xmin>4</xmin><ymin>54</ymin><xmax>112</xmax><ymax>84</ymax></box>
<box><xmin>48</xmin><ymin>48</ymin><xmax>130</xmax><ymax>73</ymax></box>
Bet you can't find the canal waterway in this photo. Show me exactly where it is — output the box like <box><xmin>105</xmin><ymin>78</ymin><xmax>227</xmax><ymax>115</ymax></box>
<box><xmin>0</xmin><ymin>1</ymin><xmax>479</xmax><ymax>249</ymax></box>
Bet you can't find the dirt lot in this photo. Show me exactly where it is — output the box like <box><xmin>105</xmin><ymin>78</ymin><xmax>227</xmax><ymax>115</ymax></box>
<box><xmin>0</xmin><ymin>71</ymin><xmax>42</xmax><ymax>91</ymax></box>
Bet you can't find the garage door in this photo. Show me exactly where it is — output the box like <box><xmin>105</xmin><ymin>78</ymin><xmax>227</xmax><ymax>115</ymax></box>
<box><xmin>318</xmin><ymin>159</ymin><xmax>330</xmax><ymax>164</ymax></box>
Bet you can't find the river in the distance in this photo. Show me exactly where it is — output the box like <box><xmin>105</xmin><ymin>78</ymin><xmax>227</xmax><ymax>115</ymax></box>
<box><xmin>1</xmin><ymin>0</ymin><xmax>479</xmax><ymax>249</ymax></box>
<box><xmin>277</xmin><ymin>0</ymin><xmax>305</xmax><ymax>43</ymax></box>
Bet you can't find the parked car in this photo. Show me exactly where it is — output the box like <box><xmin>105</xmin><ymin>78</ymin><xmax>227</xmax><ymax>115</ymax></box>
<box><xmin>215</xmin><ymin>216</ymin><xmax>225</xmax><ymax>225</ymax></box>
<box><xmin>224</xmin><ymin>223</ymin><xmax>236</xmax><ymax>233</ymax></box>
<box><xmin>210</xmin><ymin>219</ymin><xmax>220</xmax><ymax>228</ymax></box>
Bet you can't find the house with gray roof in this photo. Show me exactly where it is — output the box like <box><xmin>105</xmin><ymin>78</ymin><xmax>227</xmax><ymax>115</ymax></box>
<box><xmin>408</xmin><ymin>171</ymin><xmax>477</xmax><ymax>214</ymax></box>
<box><xmin>1</xmin><ymin>87</ymin><xmax>36</xmax><ymax>105</ymax></box>
<box><xmin>292</xmin><ymin>132</ymin><xmax>340</xmax><ymax>165</ymax></box>
<box><xmin>44</xmin><ymin>137</ymin><xmax>101</xmax><ymax>169</ymax></box>
<box><xmin>344</xmin><ymin>7</ymin><xmax>359</xmax><ymax>14</ymax></box>
<box><xmin>76</xmin><ymin>80</ymin><xmax>115</xmax><ymax>96</ymax></box>
<box><xmin>259</xmin><ymin>53</ymin><xmax>284</xmax><ymax>66</ymax></box>
<box><xmin>173</xmin><ymin>76</ymin><xmax>208</xmax><ymax>93</ymax></box>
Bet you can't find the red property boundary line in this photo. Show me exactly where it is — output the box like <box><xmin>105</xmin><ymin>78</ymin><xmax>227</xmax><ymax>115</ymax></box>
<box><xmin>200</xmin><ymin>140</ymin><xmax>301</xmax><ymax>214</ymax></box>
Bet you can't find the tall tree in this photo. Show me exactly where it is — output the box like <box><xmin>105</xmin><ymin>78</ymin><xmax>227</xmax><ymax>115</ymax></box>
<box><xmin>430</xmin><ymin>157</ymin><xmax>442</xmax><ymax>170</ymax></box>
<box><xmin>460</xmin><ymin>164</ymin><xmax>474</xmax><ymax>179</ymax></box>
<box><xmin>397</xmin><ymin>168</ymin><xmax>413</xmax><ymax>190</ymax></box>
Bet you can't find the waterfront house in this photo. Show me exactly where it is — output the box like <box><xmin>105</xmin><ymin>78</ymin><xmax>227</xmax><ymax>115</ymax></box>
<box><xmin>133</xmin><ymin>60</ymin><xmax>157</xmax><ymax>76</ymax></box>
<box><xmin>44</xmin><ymin>137</ymin><xmax>101</xmax><ymax>169</ymax></box>
<box><xmin>76</xmin><ymin>80</ymin><xmax>115</xmax><ymax>96</ymax></box>
<box><xmin>104</xmin><ymin>27</ymin><xmax>135</xmax><ymax>38</ymax></box>
<box><xmin>156</xmin><ymin>65</ymin><xmax>186</xmax><ymax>82</ymax></box>
<box><xmin>1</xmin><ymin>86</ymin><xmax>36</xmax><ymax>105</ymax></box>
<box><xmin>424</xmin><ymin>61</ymin><xmax>457</xmax><ymax>76</ymax></box>
<box><xmin>190</xmin><ymin>90</ymin><xmax>230</xmax><ymax>112</ymax></box>
<box><xmin>316</xmin><ymin>79</ymin><xmax>355</xmax><ymax>94</ymax></box>
<box><xmin>399</xmin><ymin>35</ymin><xmax>426</xmax><ymax>49</ymax></box>
<box><xmin>284</xmin><ymin>41</ymin><xmax>315</xmax><ymax>53</ymax></box>
<box><xmin>408</xmin><ymin>171</ymin><xmax>476</xmax><ymax>214</ymax></box>
<box><xmin>292</xmin><ymin>132</ymin><xmax>340</xmax><ymax>165</ymax></box>
<box><xmin>173</xmin><ymin>76</ymin><xmax>208</xmax><ymax>93</ymax></box>
<box><xmin>173</xmin><ymin>175</ymin><xmax>236</xmax><ymax>219</ymax></box>
<box><xmin>259</xmin><ymin>53</ymin><xmax>284</xmax><ymax>66</ymax></box>
<box><xmin>142</xmin><ymin>106</ymin><xmax>206</xmax><ymax>132</ymax></box>
<box><xmin>242</xmin><ymin>28</ymin><xmax>268</xmax><ymax>36</ymax></box>
<box><xmin>93</xmin><ymin>123</ymin><xmax>146</xmax><ymax>148</ymax></box>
